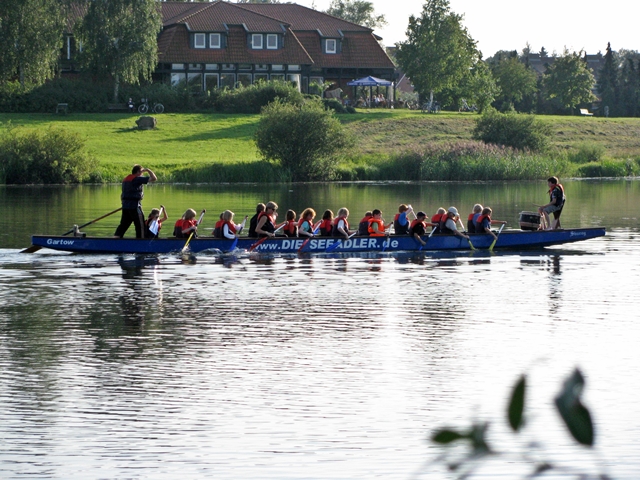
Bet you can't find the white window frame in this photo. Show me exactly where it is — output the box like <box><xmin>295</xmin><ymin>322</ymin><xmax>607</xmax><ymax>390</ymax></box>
<box><xmin>252</xmin><ymin>34</ymin><xmax>263</xmax><ymax>49</ymax></box>
<box><xmin>194</xmin><ymin>33</ymin><xmax>206</xmax><ymax>49</ymax></box>
<box><xmin>271</xmin><ymin>64</ymin><xmax>284</xmax><ymax>71</ymax></box>
<box><xmin>266</xmin><ymin>34</ymin><xmax>278</xmax><ymax>50</ymax></box>
<box><xmin>209</xmin><ymin>33</ymin><xmax>221</xmax><ymax>49</ymax></box>
<box><xmin>326</xmin><ymin>39</ymin><xmax>337</xmax><ymax>54</ymax></box>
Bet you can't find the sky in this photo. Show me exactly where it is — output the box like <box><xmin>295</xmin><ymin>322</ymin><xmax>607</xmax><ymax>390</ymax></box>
<box><xmin>298</xmin><ymin>0</ymin><xmax>638</xmax><ymax>58</ymax></box>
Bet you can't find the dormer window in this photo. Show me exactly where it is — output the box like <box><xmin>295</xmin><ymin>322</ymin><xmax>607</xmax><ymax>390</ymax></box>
<box><xmin>252</xmin><ymin>34</ymin><xmax>263</xmax><ymax>49</ymax></box>
<box><xmin>266</xmin><ymin>34</ymin><xmax>278</xmax><ymax>50</ymax></box>
<box><xmin>325</xmin><ymin>39</ymin><xmax>337</xmax><ymax>54</ymax></box>
<box><xmin>194</xmin><ymin>33</ymin><xmax>206</xmax><ymax>49</ymax></box>
<box><xmin>209</xmin><ymin>33</ymin><xmax>221</xmax><ymax>49</ymax></box>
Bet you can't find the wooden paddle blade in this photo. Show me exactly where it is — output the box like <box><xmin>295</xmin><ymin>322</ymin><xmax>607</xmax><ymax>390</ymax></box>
<box><xmin>20</xmin><ymin>245</ymin><xmax>42</xmax><ymax>254</ymax></box>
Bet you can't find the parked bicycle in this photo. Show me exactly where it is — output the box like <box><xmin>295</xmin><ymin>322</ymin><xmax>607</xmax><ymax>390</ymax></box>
<box><xmin>138</xmin><ymin>98</ymin><xmax>164</xmax><ymax>114</ymax></box>
<box><xmin>421</xmin><ymin>100</ymin><xmax>440</xmax><ymax>113</ymax></box>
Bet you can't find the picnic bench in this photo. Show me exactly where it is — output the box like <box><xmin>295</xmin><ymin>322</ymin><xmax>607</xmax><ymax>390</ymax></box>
<box><xmin>55</xmin><ymin>103</ymin><xmax>68</xmax><ymax>114</ymax></box>
<box><xmin>580</xmin><ymin>108</ymin><xmax>594</xmax><ymax>116</ymax></box>
<box><xmin>107</xmin><ymin>103</ymin><xmax>131</xmax><ymax>112</ymax></box>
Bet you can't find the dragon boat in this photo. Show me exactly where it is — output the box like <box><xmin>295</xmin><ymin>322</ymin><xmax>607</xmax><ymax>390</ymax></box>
<box><xmin>30</xmin><ymin>227</ymin><xmax>605</xmax><ymax>254</ymax></box>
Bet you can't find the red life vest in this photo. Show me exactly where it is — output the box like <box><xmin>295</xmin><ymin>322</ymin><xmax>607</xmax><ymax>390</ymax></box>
<box><xmin>223</xmin><ymin>220</ymin><xmax>237</xmax><ymax>234</ymax></box>
<box><xmin>319</xmin><ymin>218</ymin><xmax>333</xmax><ymax>236</ymax></box>
<box><xmin>332</xmin><ymin>216</ymin><xmax>350</xmax><ymax>236</ymax></box>
<box><xmin>257</xmin><ymin>211</ymin><xmax>276</xmax><ymax>233</ymax></box>
<box><xmin>431</xmin><ymin>213</ymin><xmax>444</xmax><ymax>224</ymax></box>
<box><xmin>368</xmin><ymin>218</ymin><xmax>386</xmax><ymax>236</ymax></box>
<box><xmin>475</xmin><ymin>214</ymin><xmax>491</xmax><ymax>231</ymax></box>
<box><xmin>548</xmin><ymin>184</ymin><xmax>565</xmax><ymax>207</ymax></box>
<box><xmin>284</xmin><ymin>220</ymin><xmax>297</xmax><ymax>235</ymax></box>
<box><xmin>409</xmin><ymin>219</ymin><xmax>426</xmax><ymax>236</ymax></box>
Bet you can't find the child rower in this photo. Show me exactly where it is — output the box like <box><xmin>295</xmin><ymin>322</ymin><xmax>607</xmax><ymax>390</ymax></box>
<box><xmin>332</xmin><ymin>208</ymin><xmax>352</xmax><ymax>239</ymax></box>
<box><xmin>319</xmin><ymin>210</ymin><xmax>334</xmax><ymax>236</ymax></box>
<box><xmin>181</xmin><ymin>209</ymin><xmax>198</xmax><ymax>238</ymax></box>
<box><xmin>367</xmin><ymin>209</ymin><xmax>392</xmax><ymax>236</ymax></box>
<box><xmin>145</xmin><ymin>205</ymin><xmax>168</xmax><ymax>239</ymax></box>
<box><xmin>357</xmin><ymin>211</ymin><xmax>373</xmax><ymax>236</ymax></box>
<box><xmin>467</xmin><ymin>204</ymin><xmax>483</xmax><ymax>234</ymax></box>
<box><xmin>298</xmin><ymin>208</ymin><xmax>317</xmax><ymax>237</ymax></box>
<box><xmin>474</xmin><ymin>207</ymin><xmax>507</xmax><ymax>240</ymax></box>
<box><xmin>220</xmin><ymin>210</ymin><xmax>246</xmax><ymax>239</ymax></box>
<box><xmin>283</xmin><ymin>209</ymin><xmax>298</xmax><ymax>237</ymax></box>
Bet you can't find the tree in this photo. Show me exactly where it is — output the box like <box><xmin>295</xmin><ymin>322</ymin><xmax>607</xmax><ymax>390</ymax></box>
<box><xmin>395</xmin><ymin>0</ymin><xmax>478</xmax><ymax>105</ymax></box>
<box><xmin>325</xmin><ymin>0</ymin><xmax>386</xmax><ymax>29</ymax></box>
<box><xmin>491</xmin><ymin>57</ymin><xmax>537</xmax><ymax>111</ymax></box>
<box><xmin>598</xmin><ymin>43</ymin><xmax>618</xmax><ymax>116</ymax></box>
<box><xmin>77</xmin><ymin>0</ymin><xmax>162</xmax><ymax>103</ymax></box>
<box><xmin>254</xmin><ymin>99</ymin><xmax>353</xmax><ymax>181</ymax></box>
<box><xmin>0</xmin><ymin>0</ymin><xmax>66</xmax><ymax>86</ymax></box>
<box><xmin>543</xmin><ymin>50</ymin><xmax>596</xmax><ymax>114</ymax></box>
<box><xmin>464</xmin><ymin>61</ymin><xmax>500</xmax><ymax>113</ymax></box>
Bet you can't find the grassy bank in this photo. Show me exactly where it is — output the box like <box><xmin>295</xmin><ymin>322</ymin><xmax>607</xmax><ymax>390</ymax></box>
<box><xmin>2</xmin><ymin>110</ymin><xmax>640</xmax><ymax>182</ymax></box>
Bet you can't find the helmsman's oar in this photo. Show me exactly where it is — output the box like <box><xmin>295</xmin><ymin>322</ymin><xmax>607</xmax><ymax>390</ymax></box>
<box><xmin>21</xmin><ymin>207</ymin><xmax>123</xmax><ymax>253</ymax></box>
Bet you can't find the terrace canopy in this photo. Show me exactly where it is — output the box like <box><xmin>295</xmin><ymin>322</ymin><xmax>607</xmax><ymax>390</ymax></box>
<box><xmin>347</xmin><ymin>76</ymin><xmax>394</xmax><ymax>107</ymax></box>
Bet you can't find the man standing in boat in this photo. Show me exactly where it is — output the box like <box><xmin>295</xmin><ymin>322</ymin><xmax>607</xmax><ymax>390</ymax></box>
<box><xmin>538</xmin><ymin>176</ymin><xmax>565</xmax><ymax>230</ymax></box>
<box><xmin>114</xmin><ymin>164</ymin><xmax>157</xmax><ymax>238</ymax></box>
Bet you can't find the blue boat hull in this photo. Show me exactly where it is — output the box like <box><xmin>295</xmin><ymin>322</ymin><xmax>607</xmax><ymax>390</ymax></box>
<box><xmin>31</xmin><ymin>227</ymin><xmax>606</xmax><ymax>254</ymax></box>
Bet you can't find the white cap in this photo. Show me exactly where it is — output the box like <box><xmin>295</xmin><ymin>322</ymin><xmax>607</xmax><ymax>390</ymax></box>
<box><xmin>448</xmin><ymin>207</ymin><xmax>459</xmax><ymax>216</ymax></box>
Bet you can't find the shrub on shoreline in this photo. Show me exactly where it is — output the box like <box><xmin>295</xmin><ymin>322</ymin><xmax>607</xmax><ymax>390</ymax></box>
<box><xmin>473</xmin><ymin>110</ymin><xmax>551</xmax><ymax>152</ymax></box>
<box><xmin>0</xmin><ymin>126</ymin><xmax>98</xmax><ymax>184</ymax></box>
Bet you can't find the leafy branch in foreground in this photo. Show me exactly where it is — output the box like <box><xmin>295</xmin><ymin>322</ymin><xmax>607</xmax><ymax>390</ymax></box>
<box><xmin>430</xmin><ymin>368</ymin><xmax>610</xmax><ymax>479</ymax></box>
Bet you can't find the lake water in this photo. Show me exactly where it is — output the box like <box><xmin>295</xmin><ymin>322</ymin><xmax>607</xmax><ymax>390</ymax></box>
<box><xmin>0</xmin><ymin>180</ymin><xmax>639</xmax><ymax>479</ymax></box>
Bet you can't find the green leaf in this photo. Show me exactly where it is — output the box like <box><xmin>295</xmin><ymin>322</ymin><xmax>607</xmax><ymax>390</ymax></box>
<box><xmin>554</xmin><ymin>368</ymin><xmax>595</xmax><ymax>446</ymax></box>
<box><xmin>431</xmin><ymin>428</ymin><xmax>465</xmax><ymax>444</ymax></box>
<box><xmin>507</xmin><ymin>375</ymin><xmax>526</xmax><ymax>431</ymax></box>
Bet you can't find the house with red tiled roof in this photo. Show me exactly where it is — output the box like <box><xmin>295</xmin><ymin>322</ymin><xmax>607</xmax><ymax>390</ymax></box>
<box><xmin>155</xmin><ymin>1</ymin><xmax>395</xmax><ymax>96</ymax></box>
<box><xmin>60</xmin><ymin>1</ymin><xmax>395</xmax><ymax>99</ymax></box>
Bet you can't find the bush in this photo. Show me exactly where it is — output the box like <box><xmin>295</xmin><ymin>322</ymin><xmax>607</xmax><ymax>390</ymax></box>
<box><xmin>322</xmin><ymin>99</ymin><xmax>347</xmax><ymax>113</ymax></box>
<box><xmin>254</xmin><ymin>99</ymin><xmax>353</xmax><ymax>181</ymax></box>
<box><xmin>0</xmin><ymin>126</ymin><xmax>98</xmax><ymax>184</ymax></box>
<box><xmin>208</xmin><ymin>81</ymin><xmax>305</xmax><ymax>114</ymax></box>
<box><xmin>473</xmin><ymin>110</ymin><xmax>551</xmax><ymax>151</ymax></box>
<box><xmin>568</xmin><ymin>143</ymin><xmax>606</xmax><ymax>164</ymax></box>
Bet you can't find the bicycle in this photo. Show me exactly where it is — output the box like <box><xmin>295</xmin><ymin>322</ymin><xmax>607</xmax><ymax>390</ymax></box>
<box><xmin>138</xmin><ymin>98</ymin><xmax>164</xmax><ymax>114</ymax></box>
<box><xmin>421</xmin><ymin>101</ymin><xmax>440</xmax><ymax>113</ymax></box>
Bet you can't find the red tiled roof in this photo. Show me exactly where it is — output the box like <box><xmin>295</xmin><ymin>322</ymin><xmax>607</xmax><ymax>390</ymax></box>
<box><xmin>162</xmin><ymin>1</ymin><xmax>286</xmax><ymax>33</ymax></box>
<box><xmin>237</xmin><ymin>3</ymin><xmax>372</xmax><ymax>37</ymax></box>
<box><xmin>158</xmin><ymin>24</ymin><xmax>313</xmax><ymax>65</ymax></box>
<box><xmin>294</xmin><ymin>31</ymin><xmax>394</xmax><ymax>69</ymax></box>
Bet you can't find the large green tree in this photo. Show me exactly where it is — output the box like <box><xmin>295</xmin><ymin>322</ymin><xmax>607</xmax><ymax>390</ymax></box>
<box><xmin>598</xmin><ymin>43</ymin><xmax>618</xmax><ymax>116</ymax></box>
<box><xmin>0</xmin><ymin>0</ymin><xmax>66</xmax><ymax>86</ymax></box>
<box><xmin>325</xmin><ymin>0</ymin><xmax>386</xmax><ymax>29</ymax></box>
<box><xmin>543</xmin><ymin>50</ymin><xmax>596</xmax><ymax>114</ymax></box>
<box><xmin>77</xmin><ymin>0</ymin><xmax>161</xmax><ymax>103</ymax></box>
<box><xmin>395</xmin><ymin>0</ymin><xmax>478</xmax><ymax>105</ymax></box>
<box><xmin>490</xmin><ymin>56</ymin><xmax>537</xmax><ymax>111</ymax></box>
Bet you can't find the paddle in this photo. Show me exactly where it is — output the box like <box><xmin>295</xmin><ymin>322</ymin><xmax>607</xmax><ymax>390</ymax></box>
<box><xmin>297</xmin><ymin>220</ymin><xmax>321</xmax><ymax>253</ymax></box>
<box><xmin>20</xmin><ymin>207</ymin><xmax>123</xmax><ymax>253</ymax></box>
<box><xmin>417</xmin><ymin>223</ymin><xmax>437</xmax><ymax>251</ymax></box>
<box><xmin>181</xmin><ymin>209</ymin><xmax>206</xmax><ymax>254</ymax></box>
<box><xmin>325</xmin><ymin>231</ymin><xmax>357</xmax><ymax>253</ymax></box>
<box><xmin>489</xmin><ymin>223</ymin><xmax>506</xmax><ymax>251</ymax></box>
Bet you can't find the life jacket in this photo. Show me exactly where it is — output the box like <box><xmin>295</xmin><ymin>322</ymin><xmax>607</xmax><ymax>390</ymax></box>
<box><xmin>221</xmin><ymin>220</ymin><xmax>237</xmax><ymax>238</ymax></box>
<box><xmin>431</xmin><ymin>213</ymin><xmax>445</xmax><ymax>234</ymax></box>
<box><xmin>213</xmin><ymin>219</ymin><xmax>224</xmax><ymax>238</ymax></box>
<box><xmin>467</xmin><ymin>213</ymin><xmax>477</xmax><ymax>234</ymax></box>
<box><xmin>182</xmin><ymin>218</ymin><xmax>198</xmax><ymax>237</ymax></box>
<box><xmin>319</xmin><ymin>218</ymin><xmax>333</xmax><ymax>236</ymax></box>
<box><xmin>474</xmin><ymin>214</ymin><xmax>491</xmax><ymax>232</ymax></box>
<box><xmin>283</xmin><ymin>220</ymin><xmax>298</xmax><ymax>237</ymax></box>
<box><xmin>332</xmin><ymin>216</ymin><xmax>350</xmax><ymax>236</ymax></box>
<box><xmin>368</xmin><ymin>218</ymin><xmax>386</xmax><ymax>236</ymax></box>
<box><xmin>393</xmin><ymin>213</ymin><xmax>409</xmax><ymax>235</ymax></box>
<box><xmin>549</xmin><ymin>184</ymin><xmax>566</xmax><ymax>208</ymax></box>
<box><xmin>358</xmin><ymin>216</ymin><xmax>372</xmax><ymax>236</ymax></box>
<box><xmin>439</xmin><ymin>215</ymin><xmax>455</xmax><ymax>234</ymax></box>
<box><xmin>408</xmin><ymin>219</ymin><xmax>426</xmax><ymax>236</ymax></box>
<box><xmin>121</xmin><ymin>173</ymin><xmax>144</xmax><ymax>203</ymax></box>
<box><xmin>145</xmin><ymin>218</ymin><xmax>162</xmax><ymax>238</ymax></box>
<box><xmin>257</xmin><ymin>211</ymin><xmax>275</xmax><ymax>235</ymax></box>
<box><xmin>173</xmin><ymin>219</ymin><xmax>184</xmax><ymax>238</ymax></box>
<box><xmin>297</xmin><ymin>217</ymin><xmax>313</xmax><ymax>234</ymax></box>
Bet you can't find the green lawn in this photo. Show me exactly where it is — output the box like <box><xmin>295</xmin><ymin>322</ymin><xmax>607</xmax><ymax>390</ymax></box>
<box><xmin>2</xmin><ymin>110</ymin><xmax>640</xmax><ymax>176</ymax></box>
